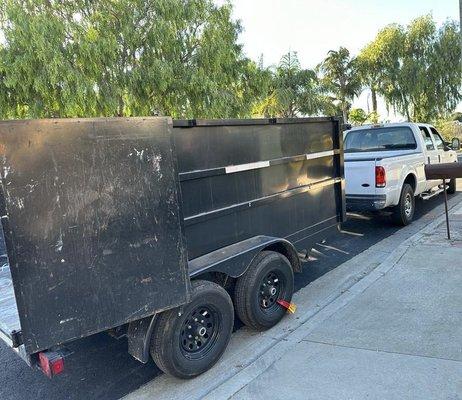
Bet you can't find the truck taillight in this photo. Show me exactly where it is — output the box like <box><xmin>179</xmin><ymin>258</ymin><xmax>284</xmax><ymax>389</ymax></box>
<box><xmin>375</xmin><ymin>166</ymin><xmax>386</xmax><ymax>188</ymax></box>
<box><xmin>38</xmin><ymin>351</ymin><xmax>65</xmax><ymax>378</ymax></box>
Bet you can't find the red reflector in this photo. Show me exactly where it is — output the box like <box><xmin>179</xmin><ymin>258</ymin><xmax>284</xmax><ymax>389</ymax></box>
<box><xmin>38</xmin><ymin>351</ymin><xmax>65</xmax><ymax>378</ymax></box>
<box><xmin>51</xmin><ymin>357</ymin><xmax>65</xmax><ymax>375</ymax></box>
<box><xmin>375</xmin><ymin>166</ymin><xmax>386</xmax><ymax>187</ymax></box>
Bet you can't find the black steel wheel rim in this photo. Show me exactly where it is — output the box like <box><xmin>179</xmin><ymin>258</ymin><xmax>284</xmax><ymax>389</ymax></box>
<box><xmin>179</xmin><ymin>305</ymin><xmax>220</xmax><ymax>360</ymax></box>
<box><xmin>258</xmin><ymin>270</ymin><xmax>285</xmax><ymax>313</ymax></box>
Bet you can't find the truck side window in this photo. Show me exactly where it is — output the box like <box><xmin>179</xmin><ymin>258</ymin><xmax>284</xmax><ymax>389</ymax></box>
<box><xmin>430</xmin><ymin>128</ymin><xmax>444</xmax><ymax>150</ymax></box>
<box><xmin>419</xmin><ymin>127</ymin><xmax>434</xmax><ymax>150</ymax></box>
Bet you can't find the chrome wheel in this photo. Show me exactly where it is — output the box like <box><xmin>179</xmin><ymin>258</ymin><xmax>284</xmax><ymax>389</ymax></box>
<box><xmin>404</xmin><ymin>193</ymin><xmax>413</xmax><ymax>217</ymax></box>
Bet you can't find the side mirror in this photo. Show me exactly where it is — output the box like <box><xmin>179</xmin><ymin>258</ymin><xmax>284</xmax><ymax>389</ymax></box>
<box><xmin>451</xmin><ymin>137</ymin><xmax>460</xmax><ymax>151</ymax></box>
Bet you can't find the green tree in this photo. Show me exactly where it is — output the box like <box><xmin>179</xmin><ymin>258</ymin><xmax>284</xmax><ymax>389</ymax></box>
<box><xmin>318</xmin><ymin>47</ymin><xmax>362</xmax><ymax>123</ymax></box>
<box><xmin>361</xmin><ymin>16</ymin><xmax>461</xmax><ymax>122</ymax></box>
<box><xmin>435</xmin><ymin>119</ymin><xmax>462</xmax><ymax>141</ymax></box>
<box><xmin>0</xmin><ymin>0</ymin><xmax>267</xmax><ymax>119</ymax></box>
<box><xmin>357</xmin><ymin>42</ymin><xmax>382</xmax><ymax>117</ymax></box>
<box><xmin>254</xmin><ymin>51</ymin><xmax>322</xmax><ymax>118</ymax></box>
<box><xmin>349</xmin><ymin>108</ymin><xmax>368</xmax><ymax>125</ymax></box>
<box><xmin>451</xmin><ymin>112</ymin><xmax>462</xmax><ymax>122</ymax></box>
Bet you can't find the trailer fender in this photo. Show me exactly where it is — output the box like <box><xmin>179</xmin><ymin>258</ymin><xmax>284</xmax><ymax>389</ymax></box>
<box><xmin>189</xmin><ymin>236</ymin><xmax>301</xmax><ymax>279</ymax></box>
<box><xmin>127</xmin><ymin>314</ymin><xmax>159</xmax><ymax>364</ymax></box>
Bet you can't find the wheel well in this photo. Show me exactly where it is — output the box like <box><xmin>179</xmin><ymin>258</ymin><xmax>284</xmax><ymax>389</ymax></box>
<box><xmin>403</xmin><ymin>174</ymin><xmax>417</xmax><ymax>192</ymax></box>
<box><xmin>263</xmin><ymin>242</ymin><xmax>301</xmax><ymax>273</ymax></box>
<box><xmin>192</xmin><ymin>271</ymin><xmax>235</xmax><ymax>293</ymax></box>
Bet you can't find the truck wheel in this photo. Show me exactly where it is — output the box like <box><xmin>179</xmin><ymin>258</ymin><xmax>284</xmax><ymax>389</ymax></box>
<box><xmin>150</xmin><ymin>280</ymin><xmax>233</xmax><ymax>379</ymax></box>
<box><xmin>234</xmin><ymin>251</ymin><xmax>294</xmax><ymax>331</ymax></box>
<box><xmin>447</xmin><ymin>179</ymin><xmax>457</xmax><ymax>194</ymax></box>
<box><xmin>391</xmin><ymin>183</ymin><xmax>415</xmax><ymax>226</ymax></box>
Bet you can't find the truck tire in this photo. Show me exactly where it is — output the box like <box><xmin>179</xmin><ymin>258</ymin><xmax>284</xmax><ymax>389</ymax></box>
<box><xmin>234</xmin><ymin>251</ymin><xmax>294</xmax><ymax>331</ymax></box>
<box><xmin>447</xmin><ymin>179</ymin><xmax>457</xmax><ymax>194</ymax></box>
<box><xmin>150</xmin><ymin>280</ymin><xmax>234</xmax><ymax>379</ymax></box>
<box><xmin>391</xmin><ymin>183</ymin><xmax>415</xmax><ymax>226</ymax></box>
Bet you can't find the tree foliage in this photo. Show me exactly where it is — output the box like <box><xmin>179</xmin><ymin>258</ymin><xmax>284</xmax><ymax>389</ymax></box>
<box><xmin>358</xmin><ymin>16</ymin><xmax>462</xmax><ymax>122</ymax></box>
<box><xmin>349</xmin><ymin>108</ymin><xmax>368</xmax><ymax>125</ymax></box>
<box><xmin>0</xmin><ymin>6</ymin><xmax>460</xmax><ymax>122</ymax></box>
<box><xmin>253</xmin><ymin>51</ymin><xmax>325</xmax><ymax>118</ymax></box>
<box><xmin>0</xmin><ymin>0</ymin><xmax>267</xmax><ymax>119</ymax></box>
<box><xmin>317</xmin><ymin>47</ymin><xmax>362</xmax><ymax>123</ymax></box>
<box><xmin>452</xmin><ymin>112</ymin><xmax>462</xmax><ymax>123</ymax></box>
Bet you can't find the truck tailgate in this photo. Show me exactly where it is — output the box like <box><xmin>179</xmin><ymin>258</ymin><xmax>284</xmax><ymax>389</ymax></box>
<box><xmin>344</xmin><ymin>158</ymin><xmax>377</xmax><ymax>195</ymax></box>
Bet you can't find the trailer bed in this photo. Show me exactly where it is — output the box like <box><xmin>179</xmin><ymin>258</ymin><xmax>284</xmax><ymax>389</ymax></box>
<box><xmin>0</xmin><ymin>264</ymin><xmax>20</xmax><ymax>343</ymax></box>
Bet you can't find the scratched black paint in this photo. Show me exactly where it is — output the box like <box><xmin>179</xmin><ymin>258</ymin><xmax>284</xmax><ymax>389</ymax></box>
<box><xmin>0</xmin><ymin>118</ymin><xmax>189</xmax><ymax>354</ymax></box>
<box><xmin>173</xmin><ymin>118</ymin><xmax>345</xmax><ymax>260</ymax></box>
<box><xmin>0</xmin><ymin>116</ymin><xmax>344</xmax><ymax>358</ymax></box>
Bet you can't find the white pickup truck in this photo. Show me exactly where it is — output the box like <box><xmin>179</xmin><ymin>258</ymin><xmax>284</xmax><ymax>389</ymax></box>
<box><xmin>344</xmin><ymin>123</ymin><xmax>460</xmax><ymax>225</ymax></box>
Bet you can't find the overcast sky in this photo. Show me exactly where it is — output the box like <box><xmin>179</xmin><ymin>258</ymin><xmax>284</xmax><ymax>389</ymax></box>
<box><xmin>218</xmin><ymin>0</ymin><xmax>461</xmax><ymax>119</ymax></box>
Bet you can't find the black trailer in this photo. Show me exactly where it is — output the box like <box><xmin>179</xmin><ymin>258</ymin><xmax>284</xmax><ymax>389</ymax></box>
<box><xmin>0</xmin><ymin>117</ymin><xmax>344</xmax><ymax>378</ymax></box>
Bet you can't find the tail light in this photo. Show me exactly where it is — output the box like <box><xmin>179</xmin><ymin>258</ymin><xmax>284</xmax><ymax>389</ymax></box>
<box><xmin>38</xmin><ymin>351</ymin><xmax>65</xmax><ymax>378</ymax></box>
<box><xmin>375</xmin><ymin>166</ymin><xmax>386</xmax><ymax>188</ymax></box>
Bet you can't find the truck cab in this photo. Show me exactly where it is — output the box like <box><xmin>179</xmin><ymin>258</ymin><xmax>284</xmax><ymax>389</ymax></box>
<box><xmin>344</xmin><ymin>122</ymin><xmax>459</xmax><ymax>225</ymax></box>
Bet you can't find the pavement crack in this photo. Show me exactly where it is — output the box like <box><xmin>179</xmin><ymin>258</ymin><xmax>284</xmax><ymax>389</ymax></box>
<box><xmin>300</xmin><ymin>338</ymin><xmax>462</xmax><ymax>364</ymax></box>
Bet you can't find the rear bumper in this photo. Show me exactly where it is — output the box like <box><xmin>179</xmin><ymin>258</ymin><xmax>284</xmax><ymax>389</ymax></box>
<box><xmin>346</xmin><ymin>194</ymin><xmax>387</xmax><ymax>211</ymax></box>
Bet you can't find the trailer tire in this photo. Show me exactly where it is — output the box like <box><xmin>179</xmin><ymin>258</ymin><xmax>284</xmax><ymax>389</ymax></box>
<box><xmin>234</xmin><ymin>251</ymin><xmax>294</xmax><ymax>331</ymax></box>
<box><xmin>150</xmin><ymin>280</ymin><xmax>234</xmax><ymax>379</ymax></box>
<box><xmin>447</xmin><ymin>179</ymin><xmax>457</xmax><ymax>194</ymax></box>
<box><xmin>391</xmin><ymin>183</ymin><xmax>415</xmax><ymax>226</ymax></box>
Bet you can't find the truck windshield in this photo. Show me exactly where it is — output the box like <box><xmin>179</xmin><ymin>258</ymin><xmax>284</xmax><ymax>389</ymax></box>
<box><xmin>344</xmin><ymin>127</ymin><xmax>417</xmax><ymax>153</ymax></box>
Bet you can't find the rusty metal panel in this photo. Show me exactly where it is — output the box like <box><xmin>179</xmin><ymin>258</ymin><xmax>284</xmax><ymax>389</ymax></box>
<box><xmin>0</xmin><ymin>117</ymin><xmax>189</xmax><ymax>354</ymax></box>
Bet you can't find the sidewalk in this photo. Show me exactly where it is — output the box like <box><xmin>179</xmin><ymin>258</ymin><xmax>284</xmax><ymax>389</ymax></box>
<box><xmin>216</xmin><ymin>204</ymin><xmax>462</xmax><ymax>400</ymax></box>
<box><xmin>125</xmin><ymin>195</ymin><xmax>462</xmax><ymax>400</ymax></box>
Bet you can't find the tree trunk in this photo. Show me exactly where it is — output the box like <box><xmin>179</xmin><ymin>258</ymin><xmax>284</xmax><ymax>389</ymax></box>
<box><xmin>405</xmin><ymin>108</ymin><xmax>411</xmax><ymax>122</ymax></box>
<box><xmin>371</xmin><ymin>88</ymin><xmax>378</xmax><ymax>114</ymax></box>
<box><xmin>342</xmin><ymin>107</ymin><xmax>348</xmax><ymax>124</ymax></box>
<box><xmin>117</xmin><ymin>95</ymin><xmax>124</xmax><ymax>117</ymax></box>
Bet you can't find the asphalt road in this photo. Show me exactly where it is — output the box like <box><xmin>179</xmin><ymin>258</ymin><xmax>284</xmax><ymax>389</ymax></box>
<box><xmin>1</xmin><ymin>188</ymin><xmax>461</xmax><ymax>400</ymax></box>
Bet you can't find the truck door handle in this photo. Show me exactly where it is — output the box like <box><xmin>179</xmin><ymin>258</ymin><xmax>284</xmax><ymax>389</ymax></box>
<box><xmin>362</xmin><ymin>183</ymin><xmax>370</xmax><ymax>187</ymax></box>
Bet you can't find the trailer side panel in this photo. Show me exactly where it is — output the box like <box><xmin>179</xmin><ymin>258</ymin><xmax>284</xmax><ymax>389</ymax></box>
<box><xmin>173</xmin><ymin>118</ymin><xmax>344</xmax><ymax>261</ymax></box>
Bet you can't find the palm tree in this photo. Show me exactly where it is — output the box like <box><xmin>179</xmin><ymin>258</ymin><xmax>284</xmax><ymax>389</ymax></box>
<box><xmin>318</xmin><ymin>47</ymin><xmax>362</xmax><ymax>123</ymax></box>
<box><xmin>255</xmin><ymin>51</ymin><xmax>323</xmax><ymax>118</ymax></box>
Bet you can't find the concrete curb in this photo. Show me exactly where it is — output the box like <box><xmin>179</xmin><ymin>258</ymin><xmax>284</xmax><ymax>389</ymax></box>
<box><xmin>123</xmin><ymin>195</ymin><xmax>462</xmax><ymax>400</ymax></box>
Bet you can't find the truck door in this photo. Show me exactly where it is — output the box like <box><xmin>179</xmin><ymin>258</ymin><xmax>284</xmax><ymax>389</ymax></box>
<box><xmin>419</xmin><ymin>126</ymin><xmax>439</xmax><ymax>190</ymax></box>
<box><xmin>429</xmin><ymin>127</ymin><xmax>452</xmax><ymax>164</ymax></box>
